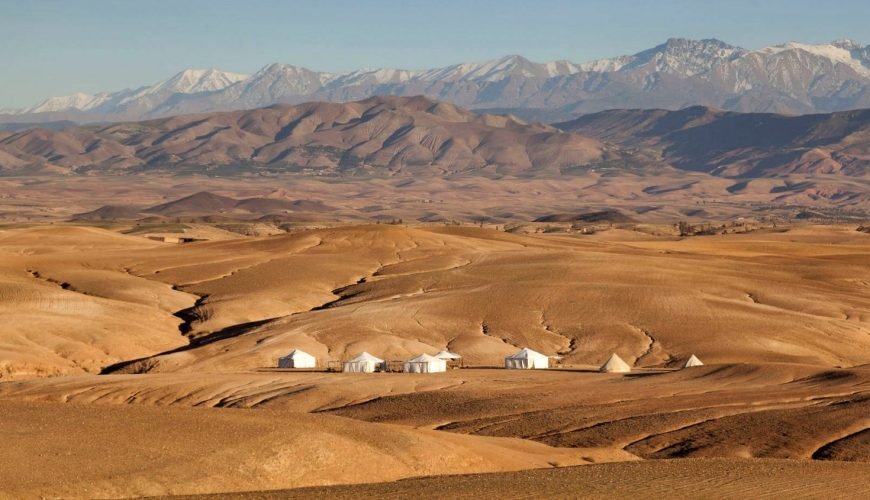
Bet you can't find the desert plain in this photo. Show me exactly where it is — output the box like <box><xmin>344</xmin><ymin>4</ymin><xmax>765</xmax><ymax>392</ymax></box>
<box><xmin>0</xmin><ymin>200</ymin><xmax>869</xmax><ymax>498</ymax></box>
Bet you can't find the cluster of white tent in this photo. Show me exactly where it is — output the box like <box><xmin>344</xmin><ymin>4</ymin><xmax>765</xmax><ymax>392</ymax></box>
<box><xmin>340</xmin><ymin>351</ymin><xmax>462</xmax><ymax>373</ymax></box>
<box><xmin>501</xmin><ymin>348</ymin><xmax>704</xmax><ymax>373</ymax></box>
<box><xmin>278</xmin><ymin>347</ymin><xmax>704</xmax><ymax>373</ymax></box>
<box><xmin>598</xmin><ymin>352</ymin><xmax>704</xmax><ymax>373</ymax></box>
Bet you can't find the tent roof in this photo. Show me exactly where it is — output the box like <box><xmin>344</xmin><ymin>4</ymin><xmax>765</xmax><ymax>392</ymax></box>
<box><xmin>506</xmin><ymin>347</ymin><xmax>548</xmax><ymax>360</ymax></box>
<box><xmin>346</xmin><ymin>351</ymin><xmax>384</xmax><ymax>363</ymax></box>
<box><xmin>433</xmin><ymin>350</ymin><xmax>462</xmax><ymax>359</ymax></box>
<box><xmin>600</xmin><ymin>353</ymin><xmax>632</xmax><ymax>373</ymax></box>
<box><xmin>280</xmin><ymin>349</ymin><xmax>314</xmax><ymax>359</ymax></box>
<box><xmin>407</xmin><ymin>353</ymin><xmax>444</xmax><ymax>363</ymax></box>
<box><xmin>683</xmin><ymin>354</ymin><xmax>704</xmax><ymax>368</ymax></box>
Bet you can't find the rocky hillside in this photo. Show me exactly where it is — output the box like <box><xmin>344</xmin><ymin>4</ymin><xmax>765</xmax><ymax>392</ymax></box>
<box><xmin>558</xmin><ymin>106</ymin><xmax>870</xmax><ymax>177</ymax></box>
<box><xmin>0</xmin><ymin>96</ymin><xmax>614</xmax><ymax>176</ymax></box>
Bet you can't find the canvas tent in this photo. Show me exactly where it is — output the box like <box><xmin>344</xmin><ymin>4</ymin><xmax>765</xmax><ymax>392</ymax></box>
<box><xmin>600</xmin><ymin>353</ymin><xmax>631</xmax><ymax>373</ymax></box>
<box><xmin>433</xmin><ymin>350</ymin><xmax>462</xmax><ymax>360</ymax></box>
<box><xmin>342</xmin><ymin>352</ymin><xmax>384</xmax><ymax>373</ymax></box>
<box><xmin>434</xmin><ymin>350</ymin><xmax>462</xmax><ymax>367</ymax></box>
<box><xmin>403</xmin><ymin>353</ymin><xmax>448</xmax><ymax>373</ymax></box>
<box><xmin>504</xmin><ymin>348</ymin><xmax>549</xmax><ymax>369</ymax></box>
<box><xmin>277</xmin><ymin>349</ymin><xmax>316</xmax><ymax>368</ymax></box>
<box><xmin>682</xmin><ymin>354</ymin><xmax>704</xmax><ymax>368</ymax></box>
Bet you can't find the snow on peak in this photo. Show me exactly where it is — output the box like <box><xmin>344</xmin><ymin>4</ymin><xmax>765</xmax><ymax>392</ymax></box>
<box><xmin>756</xmin><ymin>41</ymin><xmax>870</xmax><ymax>77</ymax></box>
<box><xmin>254</xmin><ymin>63</ymin><xmax>317</xmax><ymax>77</ymax></box>
<box><xmin>580</xmin><ymin>39</ymin><xmax>745</xmax><ymax>76</ymax></box>
<box><xmin>326</xmin><ymin>67</ymin><xmax>416</xmax><ymax>87</ymax></box>
<box><xmin>240</xmin><ymin>63</ymin><xmax>326</xmax><ymax>96</ymax></box>
<box><xmin>117</xmin><ymin>68</ymin><xmax>249</xmax><ymax>105</ymax></box>
<box><xmin>23</xmin><ymin>92</ymin><xmax>112</xmax><ymax>113</ymax></box>
<box><xmin>626</xmin><ymin>38</ymin><xmax>746</xmax><ymax>76</ymax></box>
<box><xmin>415</xmin><ymin>54</ymin><xmax>568</xmax><ymax>82</ymax></box>
<box><xmin>159</xmin><ymin>68</ymin><xmax>249</xmax><ymax>94</ymax></box>
<box><xmin>579</xmin><ymin>55</ymin><xmax>634</xmax><ymax>73</ymax></box>
<box><xmin>544</xmin><ymin>60</ymin><xmax>583</xmax><ymax>77</ymax></box>
<box><xmin>831</xmin><ymin>39</ymin><xmax>863</xmax><ymax>50</ymax></box>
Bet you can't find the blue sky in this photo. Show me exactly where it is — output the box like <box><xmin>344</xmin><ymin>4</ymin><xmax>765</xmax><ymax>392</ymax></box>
<box><xmin>2</xmin><ymin>0</ymin><xmax>870</xmax><ymax>108</ymax></box>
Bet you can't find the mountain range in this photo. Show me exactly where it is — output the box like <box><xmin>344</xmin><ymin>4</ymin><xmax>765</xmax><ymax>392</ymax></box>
<box><xmin>2</xmin><ymin>95</ymin><xmax>869</xmax><ymax>182</ymax></box>
<box><xmin>5</xmin><ymin>38</ymin><xmax>870</xmax><ymax>126</ymax></box>
<box><xmin>559</xmin><ymin>106</ymin><xmax>870</xmax><ymax>177</ymax></box>
<box><xmin>0</xmin><ymin>96</ymin><xmax>612</xmax><ymax>176</ymax></box>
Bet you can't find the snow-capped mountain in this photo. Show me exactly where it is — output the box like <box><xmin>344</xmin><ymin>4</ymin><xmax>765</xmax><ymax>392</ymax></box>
<box><xmin>598</xmin><ymin>38</ymin><xmax>746</xmax><ymax>77</ymax></box>
<box><xmin>22</xmin><ymin>92</ymin><xmax>114</xmax><ymax>114</ymax></box>
<box><xmin>413</xmin><ymin>54</ymin><xmax>582</xmax><ymax>82</ymax></box>
<box><xmin>6</xmin><ymin>38</ymin><xmax>870</xmax><ymax>125</ymax></box>
<box><xmin>126</xmin><ymin>68</ymin><xmax>249</xmax><ymax>98</ymax></box>
<box><xmin>12</xmin><ymin>68</ymin><xmax>248</xmax><ymax>119</ymax></box>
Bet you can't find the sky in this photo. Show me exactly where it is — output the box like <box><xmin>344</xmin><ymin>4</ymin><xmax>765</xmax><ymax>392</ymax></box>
<box><xmin>2</xmin><ymin>0</ymin><xmax>870</xmax><ymax>109</ymax></box>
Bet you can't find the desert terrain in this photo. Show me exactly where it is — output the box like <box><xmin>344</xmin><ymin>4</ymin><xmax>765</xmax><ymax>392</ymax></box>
<box><xmin>0</xmin><ymin>219</ymin><xmax>869</xmax><ymax>498</ymax></box>
<box><xmin>7</xmin><ymin>4</ymin><xmax>870</xmax><ymax>498</ymax></box>
<box><xmin>1</xmin><ymin>92</ymin><xmax>869</xmax><ymax>500</ymax></box>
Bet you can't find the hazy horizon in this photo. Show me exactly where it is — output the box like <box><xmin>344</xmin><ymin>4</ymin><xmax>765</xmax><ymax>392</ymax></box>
<box><xmin>3</xmin><ymin>0</ymin><xmax>870</xmax><ymax>109</ymax></box>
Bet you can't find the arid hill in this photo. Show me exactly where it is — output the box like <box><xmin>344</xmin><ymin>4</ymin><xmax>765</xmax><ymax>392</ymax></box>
<box><xmin>71</xmin><ymin>191</ymin><xmax>339</xmax><ymax>221</ymax></box>
<box><xmin>0</xmin><ymin>96</ymin><xmax>613</xmax><ymax>176</ymax></box>
<box><xmin>3</xmin><ymin>223</ymin><xmax>869</xmax><ymax>379</ymax></box>
<box><xmin>0</xmin><ymin>223</ymin><xmax>869</xmax><ymax>497</ymax></box>
<box><xmin>534</xmin><ymin>209</ymin><xmax>636</xmax><ymax>223</ymax></box>
<box><xmin>558</xmin><ymin>106</ymin><xmax>870</xmax><ymax>177</ymax></box>
<box><xmin>71</xmin><ymin>205</ymin><xmax>147</xmax><ymax>221</ymax></box>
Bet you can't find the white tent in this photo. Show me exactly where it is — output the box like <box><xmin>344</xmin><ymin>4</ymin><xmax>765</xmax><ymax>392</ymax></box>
<box><xmin>600</xmin><ymin>353</ymin><xmax>631</xmax><ymax>373</ymax></box>
<box><xmin>403</xmin><ymin>353</ymin><xmax>448</xmax><ymax>373</ymax></box>
<box><xmin>277</xmin><ymin>349</ymin><xmax>316</xmax><ymax>369</ymax></box>
<box><xmin>504</xmin><ymin>348</ymin><xmax>549</xmax><ymax>369</ymax></box>
<box><xmin>682</xmin><ymin>354</ymin><xmax>704</xmax><ymax>368</ymax></box>
<box><xmin>433</xmin><ymin>350</ymin><xmax>462</xmax><ymax>360</ymax></box>
<box><xmin>342</xmin><ymin>352</ymin><xmax>384</xmax><ymax>373</ymax></box>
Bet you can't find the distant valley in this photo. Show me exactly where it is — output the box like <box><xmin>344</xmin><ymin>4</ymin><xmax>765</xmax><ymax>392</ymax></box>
<box><xmin>0</xmin><ymin>96</ymin><xmax>869</xmax><ymax>225</ymax></box>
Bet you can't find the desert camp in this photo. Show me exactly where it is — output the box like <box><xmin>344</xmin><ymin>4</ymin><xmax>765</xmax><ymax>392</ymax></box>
<box><xmin>683</xmin><ymin>354</ymin><xmax>704</xmax><ymax>368</ymax></box>
<box><xmin>277</xmin><ymin>349</ymin><xmax>316</xmax><ymax>369</ymax></box>
<box><xmin>342</xmin><ymin>352</ymin><xmax>385</xmax><ymax>373</ymax></box>
<box><xmin>504</xmin><ymin>348</ymin><xmax>550</xmax><ymax>370</ymax></box>
<box><xmin>600</xmin><ymin>354</ymin><xmax>632</xmax><ymax>373</ymax></box>
<box><xmin>4</xmin><ymin>2</ymin><xmax>870</xmax><ymax>493</ymax></box>
<box><xmin>403</xmin><ymin>353</ymin><xmax>448</xmax><ymax>373</ymax></box>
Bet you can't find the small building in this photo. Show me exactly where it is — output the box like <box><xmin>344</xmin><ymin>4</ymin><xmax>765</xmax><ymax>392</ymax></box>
<box><xmin>342</xmin><ymin>352</ymin><xmax>385</xmax><ymax>373</ymax></box>
<box><xmin>403</xmin><ymin>353</ymin><xmax>448</xmax><ymax>373</ymax></box>
<box><xmin>504</xmin><ymin>348</ymin><xmax>549</xmax><ymax>369</ymax></box>
<box><xmin>600</xmin><ymin>353</ymin><xmax>631</xmax><ymax>373</ymax></box>
<box><xmin>277</xmin><ymin>349</ymin><xmax>316</xmax><ymax>369</ymax></box>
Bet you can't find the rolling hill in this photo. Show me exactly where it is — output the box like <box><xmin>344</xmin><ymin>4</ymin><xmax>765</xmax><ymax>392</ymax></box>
<box><xmin>0</xmin><ymin>96</ymin><xmax>613</xmax><ymax>176</ymax></box>
<box><xmin>558</xmin><ymin>106</ymin><xmax>870</xmax><ymax>177</ymax></box>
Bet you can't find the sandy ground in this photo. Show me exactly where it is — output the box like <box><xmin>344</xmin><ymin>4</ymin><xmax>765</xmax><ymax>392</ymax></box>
<box><xmin>167</xmin><ymin>459</ymin><xmax>870</xmax><ymax>499</ymax></box>
<box><xmin>0</xmin><ymin>223</ymin><xmax>869</xmax><ymax>497</ymax></box>
<box><xmin>1</xmin><ymin>365</ymin><xmax>869</xmax><ymax>498</ymax></box>
<box><xmin>3</xmin><ymin>172</ymin><xmax>865</xmax><ymax>226</ymax></box>
<box><xmin>2</xmin><ymin>224</ymin><xmax>869</xmax><ymax>379</ymax></box>
<box><xmin>1</xmin><ymin>399</ymin><xmax>625</xmax><ymax>499</ymax></box>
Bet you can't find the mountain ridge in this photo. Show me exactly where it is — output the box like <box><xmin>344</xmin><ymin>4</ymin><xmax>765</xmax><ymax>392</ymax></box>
<box><xmin>557</xmin><ymin>105</ymin><xmax>870</xmax><ymax>177</ymax></box>
<box><xmin>0</xmin><ymin>95</ymin><xmax>614</xmax><ymax>176</ymax></box>
<box><xmin>2</xmin><ymin>96</ymin><xmax>870</xmax><ymax>181</ymax></box>
<box><xmin>7</xmin><ymin>38</ymin><xmax>870</xmax><ymax>125</ymax></box>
